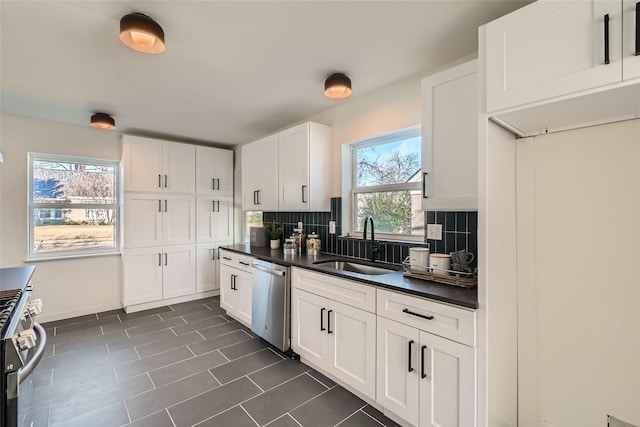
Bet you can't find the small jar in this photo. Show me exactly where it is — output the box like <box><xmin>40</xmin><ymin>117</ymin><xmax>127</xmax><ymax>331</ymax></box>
<box><xmin>283</xmin><ymin>238</ymin><xmax>297</xmax><ymax>255</ymax></box>
<box><xmin>306</xmin><ymin>232</ymin><xmax>321</xmax><ymax>255</ymax></box>
<box><xmin>294</xmin><ymin>232</ymin><xmax>306</xmax><ymax>254</ymax></box>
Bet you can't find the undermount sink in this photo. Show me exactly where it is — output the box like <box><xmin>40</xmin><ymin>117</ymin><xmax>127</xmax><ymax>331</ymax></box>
<box><xmin>313</xmin><ymin>259</ymin><xmax>398</xmax><ymax>276</ymax></box>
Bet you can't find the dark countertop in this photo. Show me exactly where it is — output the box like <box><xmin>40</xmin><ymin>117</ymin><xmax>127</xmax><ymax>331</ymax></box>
<box><xmin>221</xmin><ymin>244</ymin><xmax>478</xmax><ymax>310</ymax></box>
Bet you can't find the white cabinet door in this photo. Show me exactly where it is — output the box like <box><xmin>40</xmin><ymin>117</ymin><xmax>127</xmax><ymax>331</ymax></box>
<box><xmin>162</xmin><ymin>245</ymin><xmax>196</xmax><ymax>299</ymax></box>
<box><xmin>419</xmin><ymin>330</ymin><xmax>476</xmax><ymax>427</ymax></box>
<box><xmin>162</xmin><ymin>194</ymin><xmax>196</xmax><ymax>246</ymax></box>
<box><xmin>233</xmin><ymin>268</ymin><xmax>252</xmax><ymax>326</ymax></box>
<box><xmin>376</xmin><ymin>316</ymin><xmax>420</xmax><ymax>426</ymax></box>
<box><xmin>241</xmin><ymin>134</ymin><xmax>279</xmax><ymax>211</ymax></box>
<box><xmin>123</xmin><ymin>193</ymin><xmax>163</xmax><ymax>248</ymax></box>
<box><xmin>279</xmin><ymin>123</ymin><xmax>309</xmax><ymax>211</ymax></box>
<box><xmin>329</xmin><ymin>300</ymin><xmax>377</xmax><ymax>400</ymax></box>
<box><xmin>196</xmin><ymin>146</ymin><xmax>234</xmax><ymax>196</ymax></box>
<box><xmin>123</xmin><ymin>247</ymin><xmax>163</xmax><ymax>306</ymax></box>
<box><xmin>123</xmin><ymin>136</ymin><xmax>164</xmax><ymax>193</ymax></box>
<box><xmin>219</xmin><ymin>264</ymin><xmax>236</xmax><ymax>314</ymax></box>
<box><xmin>196</xmin><ymin>244</ymin><xmax>220</xmax><ymax>293</ymax></box>
<box><xmin>623</xmin><ymin>0</ymin><xmax>640</xmax><ymax>80</ymax></box>
<box><xmin>163</xmin><ymin>142</ymin><xmax>195</xmax><ymax>193</ymax></box>
<box><xmin>196</xmin><ymin>196</ymin><xmax>232</xmax><ymax>243</ymax></box>
<box><xmin>421</xmin><ymin>60</ymin><xmax>478</xmax><ymax>211</ymax></box>
<box><xmin>292</xmin><ymin>288</ymin><xmax>328</xmax><ymax>369</ymax></box>
<box><xmin>485</xmin><ymin>0</ymin><xmax>622</xmax><ymax>112</ymax></box>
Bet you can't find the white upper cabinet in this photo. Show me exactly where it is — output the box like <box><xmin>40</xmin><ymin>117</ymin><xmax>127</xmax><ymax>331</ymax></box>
<box><xmin>485</xmin><ymin>0</ymin><xmax>623</xmax><ymax>113</ymax></box>
<box><xmin>242</xmin><ymin>121</ymin><xmax>331</xmax><ymax>212</ymax></box>
<box><xmin>623</xmin><ymin>0</ymin><xmax>640</xmax><ymax>80</ymax></box>
<box><xmin>278</xmin><ymin>122</ymin><xmax>331</xmax><ymax>212</ymax></box>
<box><xmin>123</xmin><ymin>135</ymin><xmax>195</xmax><ymax>193</ymax></box>
<box><xmin>421</xmin><ymin>59</ymin><xmax>478</xmax><ymax>211</ymax></box>
<box><xmin>196</xmin><ymin>146</ymin><xmax>234</xmax><ymax>196</ymax></box>
<box><xmin>241</xmin><ymin>134</ymin><xmax>279</xmax><ymax>211</ymax></box>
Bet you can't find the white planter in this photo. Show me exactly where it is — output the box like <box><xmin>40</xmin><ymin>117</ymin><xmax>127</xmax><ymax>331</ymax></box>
<box><xmin>270</xmin><ymin>239</ymin><xmax>281</xmax><ymax>250</ymax></box>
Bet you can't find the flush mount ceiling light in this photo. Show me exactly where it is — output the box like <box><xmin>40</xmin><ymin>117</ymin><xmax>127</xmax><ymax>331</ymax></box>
<box><xmin>119</xmin><ymin>13</ymin><xmax>165</xmax><ymax>54</ymax></box>
<box><xmin>324</xmin><ymin>73</ymin><xmax>352</xmax><ymax>99</ymax></box>
<box><xmin>90</xmin><ymin>113</ymin><xmax>116</xmax><ymax>130</ymax></box>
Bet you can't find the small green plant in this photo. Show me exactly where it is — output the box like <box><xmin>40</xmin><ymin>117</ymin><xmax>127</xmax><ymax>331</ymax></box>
<box><xmin>265</xmin><ymin>223</ymin><xmax>284</xmax><ymax>240</ymax></box>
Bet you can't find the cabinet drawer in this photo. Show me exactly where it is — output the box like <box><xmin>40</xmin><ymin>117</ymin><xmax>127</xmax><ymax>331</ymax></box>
<box><xmin>219</xmin><ymin>250</ymin><xmax>254</xmax><ymax>273</ymax></box>
<box><xmin>377</xmin><ymin>289</ymin><xmax>476</xmax><ymax>346</ymax></box>
<box><xmin>292</xmin><ymin>268</ymin><xmax>376</xmax><ymax>313</ymax></box>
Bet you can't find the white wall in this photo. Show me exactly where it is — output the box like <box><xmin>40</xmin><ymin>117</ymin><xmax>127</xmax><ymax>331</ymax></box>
<box><xmin>0</xmin><ymin>114</ymin><xmax>123</xmax><ymax>322</ymax></box>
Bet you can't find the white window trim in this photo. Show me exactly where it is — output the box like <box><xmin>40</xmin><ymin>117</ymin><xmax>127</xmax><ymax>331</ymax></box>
<box><xmin>27</xmin><ymin>152</ymin><xmax>121</xmax><ymax>260</ymax></box>
<box><xmin>342</xmin><ymin>125</ymin><xmax>423</xmax><ymax>242</ymax></box>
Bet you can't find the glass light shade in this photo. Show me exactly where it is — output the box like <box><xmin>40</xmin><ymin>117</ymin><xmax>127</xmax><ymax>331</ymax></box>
<box><xmin>120</xmin><ymin>13</ymin><xmax>165</xmax><ymax>54</ymax></box>
<box><xmin>324</xmin><ymin>73</ymin><xmax>352</xmax><ymax>99</ymax></box>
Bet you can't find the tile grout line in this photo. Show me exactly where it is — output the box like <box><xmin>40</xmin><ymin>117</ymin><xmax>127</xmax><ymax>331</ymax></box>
<box><xmin>332</xmin><ymin>404</ymin><xmax>369</xmax><ymax>427</ymax></box>
<box><xmin>358</xmin><ymin>408</ymin><xmax>387</xmax><ymax>427</ymax></box>
<box><xmin>244</xmin><ymin>375</ymin><xmax>265</xmax><ymax>393</ymax></box>
<box><xmin>305</xmin><ymin>371</ymin><xmax>333</xmax><ymax>389</ymax></box>
<box><xmin>239</xmin><ymin>404</ymin><xmax>261</xmax><ymax>427</ymax></box>
<box><xmin>166</xmin><ymin>408</ymin><xmax>178</xmax><ymax>427</ymax></box>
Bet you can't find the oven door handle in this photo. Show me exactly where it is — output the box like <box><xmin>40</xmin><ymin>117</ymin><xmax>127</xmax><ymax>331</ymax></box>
<box><xmin>17</xmin><ymin>322</ymin><xmax>47</xmax><ymax>385</ymax></box>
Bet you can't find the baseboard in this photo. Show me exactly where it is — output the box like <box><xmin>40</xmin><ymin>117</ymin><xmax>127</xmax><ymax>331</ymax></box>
<box><xmin>39</xmin><ymin>302</ymin><xmax>123</xmax><ymax>323</ymax></box>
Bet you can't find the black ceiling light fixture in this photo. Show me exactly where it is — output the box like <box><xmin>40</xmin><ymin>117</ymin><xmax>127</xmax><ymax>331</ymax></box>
<box><xmin>90</xmin><ymin>113</ymin><xmax>116</xmax><ymax>130</ymax></box>
<box><xmin>119</xmin><ymin>12</ymin><xmax>165</xmax><ymax>54</ymax></box>
<box><xmin>324</xmin><ymin>73</ymin><xmax>352</xmax><ymax>99</ymax></box>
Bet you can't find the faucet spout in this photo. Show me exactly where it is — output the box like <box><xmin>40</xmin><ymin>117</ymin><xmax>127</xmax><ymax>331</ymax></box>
<box><xmin>362</xmin><ymin>215</ymin><xmax>379</xmax><ymax>262</ymax></box>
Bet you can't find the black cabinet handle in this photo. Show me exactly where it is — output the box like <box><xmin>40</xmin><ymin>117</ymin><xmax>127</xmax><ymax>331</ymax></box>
<box><xmin>257</xmin><ymin>190</ymin><xmax>262</xmax><ymax>205</ymax></box>
<box><xmin>164</xmin><ymin>199</ymin><xmax>167</xmax><ymax>212</ymax></box>
<box><xmin>636</xmin><ymin>2</ymin><xmax>640</xmax><ymax>56</ymax></box>
<box><xmin>327</xmin><ymin>310</ymin><xmax>333</xmax><ymax>334</ymax></box>
<box><xmin>422</xmin><ymin>172</ymin><xmax>428</xmax><ymax>199</ymax></box>
<box><xmin>158</xmin><ymin>199</ymin><xmax>162</xmax><ymax>213</ymax></box>
<box><xmin>216</xmin><ymin>201</ymin><xmax>220</xmax><ymax>212</ymax></box>
<box><xmin>302</xmin><ymin>185</ymin><xmax>308</xmax><ymax>203</ymax></box>
<box><xmin>231</xmin><ymin>274</ymin><xmax>237</xmax><ymax>290</ymax></box>
<box><xmin>604</xmin><ymin>14</ymin><xmax>610</xmax><ymax>64</ymax></box>
<box><xmin>158</xmin><ymin>174</ymin><xmax>162</xmax><ymax>188</ymax></box>
<box><xmin>164</xmin><ymin>174</ymin><xmax>168</xmax><ymax>188</ymax></box>
<box><xmin>421</xmin><ymin>345</ymin><xmax>427</xmax><ymax>379</ymax></box>
<box><xmin>158</xmin><ymin>253</ymin><xmax>162</xmax><ymax>266</ymax></box>
<box><xmin>320</xmin><ymin>308</ymin><xmax>326</xmax><ymax>331</ymax></box>
<box><xmin>217</xmin><ymin>179</ymin><xmax>220</xmax><ymax>190</ymax></box>
<box><xmin>403</xmin><ymin>308</ymin><xmax>434</xmax><ymax>320</ymax></box>
<box><xmin>212</xmin><ymin>178</ymin><xmax>215</xmax><ymax>190</ymax></box>
<box><xmin>408</xmin><ymin>340</ymin><xmax>414</xmax><ymax>372</ymax></box>
<box><xmin>239</xmin><ymin>261</ymin><xmax>250</xmax><ymax>266</ymax></box>
<box><xmin>253</xmin><ymin>191</ymin><xmax>257</xmax><ymax>205</ymax></box>
<box><xmin>212</xmin><ymin>201</ymin><xmax>216</xmax><ymax>212</ymax></box>
<box><xmin>164</xmin><ymin>253</ymin><xmax>168</xmax><ymax>266</ymax></box>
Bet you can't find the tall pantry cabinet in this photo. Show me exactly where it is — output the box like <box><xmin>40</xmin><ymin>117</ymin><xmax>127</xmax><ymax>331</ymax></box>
<box><xmin>121</xmin><ymin>135</ymin><xmax>233</xmax><ymax>312</ymax></box>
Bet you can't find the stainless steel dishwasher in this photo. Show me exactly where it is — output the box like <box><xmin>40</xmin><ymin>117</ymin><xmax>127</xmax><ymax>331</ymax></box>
<box><xmin>251</xmin><ymin>259</ymin><xmax>290</xmax><ymax>352</ymax></box>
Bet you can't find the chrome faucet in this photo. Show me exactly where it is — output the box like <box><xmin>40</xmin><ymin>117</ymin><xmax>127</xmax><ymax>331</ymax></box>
<box><xmin>363</xmin><ymin>215</ymin><xmax>379</xmax><ymax>262</ymax></box>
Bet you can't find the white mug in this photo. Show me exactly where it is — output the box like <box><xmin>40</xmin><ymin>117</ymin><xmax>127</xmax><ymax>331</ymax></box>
<box><xmin>409</xmin><ymin>247</ymin><xmax>430</xmax><ymax>273</ymax></box>
<box><xmin>429</xmin><ymin>253</ymin><xmax>451</xmax><ymax>276</ymax></box>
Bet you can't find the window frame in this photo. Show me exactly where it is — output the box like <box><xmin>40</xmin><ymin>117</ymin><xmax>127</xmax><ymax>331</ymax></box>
<box><xmin>347</xmin><ymin>126</ymin><xmax>423</xmax><ymax>242</ymax></box>
<box><xmin>27</xmin><ymin>152</ymin><xmax>121</xmax><ymax>260</ymax></box>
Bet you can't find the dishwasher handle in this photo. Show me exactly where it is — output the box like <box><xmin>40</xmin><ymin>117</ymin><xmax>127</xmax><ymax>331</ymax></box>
<box><xmin>252</xmin><ymin>263</ymin><xmax>286</xmax><ymax>276</ymax></box>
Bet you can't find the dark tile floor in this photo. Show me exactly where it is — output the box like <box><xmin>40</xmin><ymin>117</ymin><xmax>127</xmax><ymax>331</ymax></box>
<box><xmin>29</xmin><ymin>297</ymin><xmax>400</xmax><ymax>427</ymax></box>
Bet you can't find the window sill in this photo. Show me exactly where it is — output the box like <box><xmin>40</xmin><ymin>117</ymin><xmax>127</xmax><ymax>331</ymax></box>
<box><xmin>24</xmin><ymin>251</ymin><xmax>121</xmax><ymax>263</ymax></box>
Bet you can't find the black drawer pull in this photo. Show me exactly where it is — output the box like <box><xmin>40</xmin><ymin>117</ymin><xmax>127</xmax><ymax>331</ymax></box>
<box><xmin>327</xmin><ymin>310</ymin><xmax>333</xmax><ymax>334</ymax></box>
<box><xmin>408</xmin><ymin>340</ymin><xmax>414</xmax><ymax>372</ymax></box>
<box><xmin>239</xmin><ymin>261</ymin><xmax>250</xmax><ymax>266</ymax></box>
<box><xmin>403</xmin><ymin>308</ymin><xmax>434</xmax><ymax>320</ymax></box>
<box><xmin>421</xmin><ymin>345</ymin><xmax>427</xmax><ymax>379</ymax></box>
<box><xmin>604</xmin><ymin>13</ymin><xmax>610</xmax><ymax>64</ymax></box>
<box><xmin>320</xmin><ymin>308</ymin><xmax>326</xmax><ymax>331</ymax></box>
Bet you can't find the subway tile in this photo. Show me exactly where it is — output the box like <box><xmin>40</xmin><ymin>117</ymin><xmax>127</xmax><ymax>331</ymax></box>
<box><xmin>189</xmin><ymin>330</ymin><xmax>253</xmax><ymax>355</ymax></box>
<box><xmin>445</xmin><ymin>232</ymin><xmax>456</xmax><ymax>254</ymax></box>
<box><xmin>468</xmin><ymin>211</ymin><xmax>478</xmax><ymax>233</ymax></box>
<box><xmin>126</xmin><ymin>316</ymin><xmax>186</xmax><ymax>337</ymax></box>
<box><xmin>198</xmin><ymin>320</ymin><xmax>244</xmax><ymax>339</ymax></box>
<box><xmin>125</xmin><ymin>410</ymin><xmax>175</xmax><ymax>427</ymax></box>
<box><xmin>135</xmin><ymin>330</ymin><xmax>203</xmax><ymax>358</ymax></box>
<box><xmin>426</xmin><ymin>210</ymin><xmax>436</xmax><ymax>224</ymax></box>
<box><xmin>435</xmin><ymin>211</ymin><xmax>445</xmax><ymax>225</ymax></box>
<box><xmin>266</xmin><ymin>414</ymin><xmax>302</xmax><ymax>427</ymax></box>
<box><xmin>218</xmin><ymin>337</ymin><xmax>269</xmax><ymax>360</ymax></box>
<box><xmin>456</xmin><ymin>212</ymin><xmax>467</xmax><ymax>232</ymax></box>
<box><xmin>445</xmin><ymin>212</ymin><xmax>456</xmax><ymax>231</ymax></box>
<box><xmin>105</xmin><ymin>328</ymin><xmax>176</xmax><ymax>353</ymax></box>
<box><xmin>102</xmin><ymin>314</ymin><xmax>163</xmax><ymax>334</ymax></box>
<box><xmin>456</xmin><ymin>233</ymin><xmax>467</xmax><ymax>252</ymax></box>
<box><xmin>167</xmin><ymin>377</ymin><xmax>261</xmax><ymax>427</ymax></box>
<box><xmin>197</xmin><ymin>405</ymin><xmax>258</xmax><ymax>427</ymax></box>
<box><xmin>159</xmin><ymin>303</ymin><xmax>212</xmax><ymax>320</ymax></box>
<box><xmin>248</xmin><ymin>358</ymin><xmax>309</xmax><ymax>391</ymax></box>
<box><xmin>171</xmin><ymin>315</ymin><xmax>229</xmax><ymax>336</ymax></box>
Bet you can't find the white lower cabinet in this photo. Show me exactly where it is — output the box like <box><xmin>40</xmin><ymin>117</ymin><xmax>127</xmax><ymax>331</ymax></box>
<box><xmin>219</xmin><ymin>250</ymin><xmax>254</xmax><ymax>327</ymax></box>
<box><xmin>123</xmin><ymin>245</ymin><xmax>196</xmax><ymax>307</ymax></box>
<box><xmin>377</xmin><ymin>289</ymin><xmax>477</xmax><ymax>427</ymax></box>
<box><xmin>291</xmin><ymin>268</ymin><xmax>377</xmax><ymax>400</ymax></box>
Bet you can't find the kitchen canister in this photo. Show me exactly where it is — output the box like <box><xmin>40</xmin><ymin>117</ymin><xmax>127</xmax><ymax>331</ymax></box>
<box><xmin>306</xmin><ymin>232</ymin><xmax>321</xmax><ymax>255</ymax></box>
<box><xmin>429</xmin><ymin>253</ymin><xmax>451</xmax><ymax>276</ymax></box>
<box><xmin>409</xmin><ymin>247</ymin><xmax>430</xmax><ymax>273</ymax></box>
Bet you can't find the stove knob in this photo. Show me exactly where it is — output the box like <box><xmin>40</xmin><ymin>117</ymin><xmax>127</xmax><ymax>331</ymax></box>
<box><xmin>16</xmin><ymin>329</ymin><xmax>37</xmax><ymax>350</ymax></box>
<box><xmin>27</xmin><ymin>299</ymin><xmax>43</xmax><ymax>316</ymax></box>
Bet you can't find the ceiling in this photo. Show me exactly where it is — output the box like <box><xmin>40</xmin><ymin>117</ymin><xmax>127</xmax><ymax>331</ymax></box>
<box><xmin>0</xmin><ymin>1</ymin><xmax>530</xmax><ymax>146</ymax></box>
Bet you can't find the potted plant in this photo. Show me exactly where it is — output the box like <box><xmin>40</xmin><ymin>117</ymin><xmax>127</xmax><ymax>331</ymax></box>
<box><xmin>265</xmin><ymin>223</ymin><xmax>284</xmax><ymax>249</ymax></box>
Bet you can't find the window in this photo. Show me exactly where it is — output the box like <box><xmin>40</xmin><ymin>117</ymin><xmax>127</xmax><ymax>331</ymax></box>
<box><xmin>350</xmin><ymin>126</ymin><xmax>423</xmax><ymax>239</ymax></box>
<box><xmin>244</xmin><ymin>211</ymin><xmax>263</xmax><ymax>243</ymax></box>
<box><xmin>28</xmin><ymin>153</ymin><xmax>120</xmax><ymax>259</ymax></box>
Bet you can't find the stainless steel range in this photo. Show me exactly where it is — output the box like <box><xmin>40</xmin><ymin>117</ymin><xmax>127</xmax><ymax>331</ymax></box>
<box><xmin>1</xmin><ymin>266</ymin><xmax>46</xmax><ymax>427</ymax></box>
